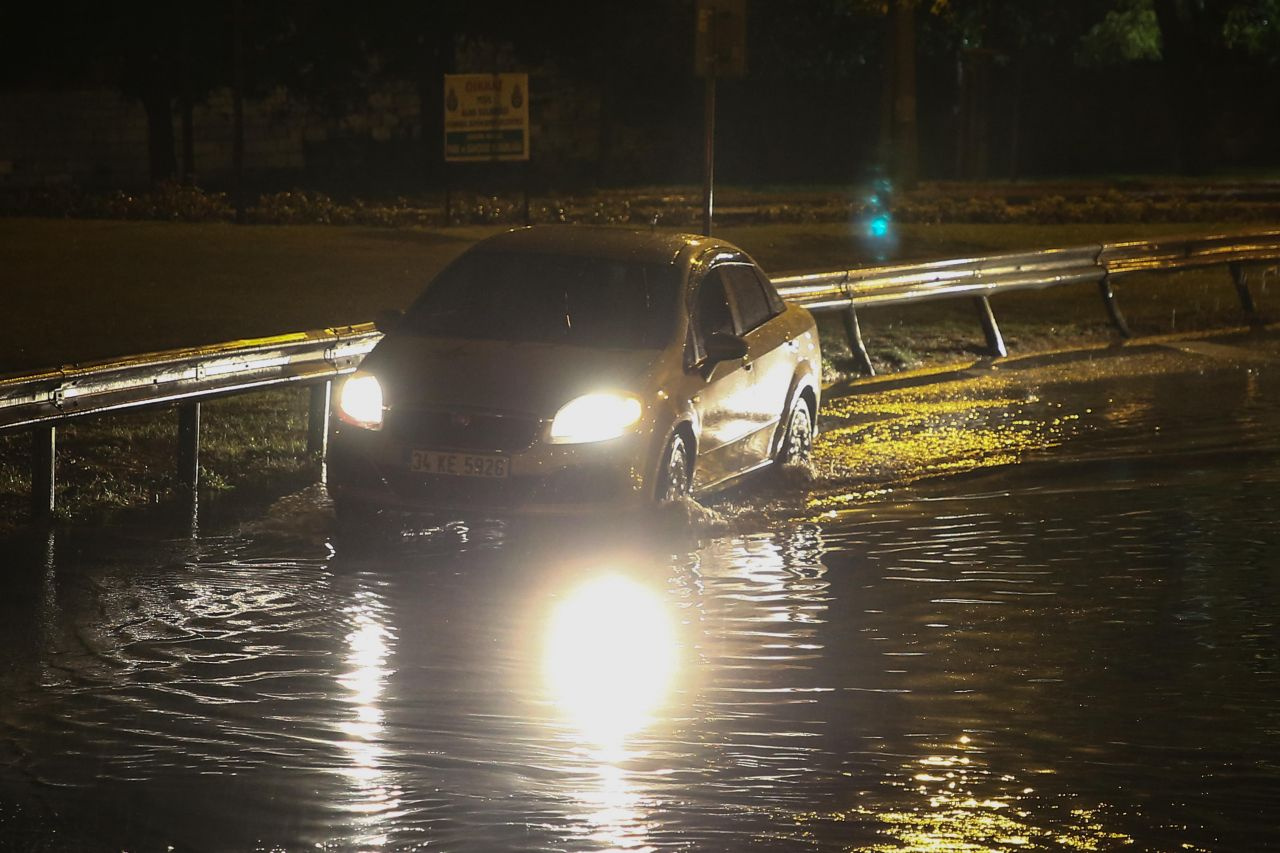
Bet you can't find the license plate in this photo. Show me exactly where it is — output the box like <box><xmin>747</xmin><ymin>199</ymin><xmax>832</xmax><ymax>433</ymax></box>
<box><xmin>409</xmin><ymin>450</ymin><xmax>509</xmax><ymax>478</ymax></box>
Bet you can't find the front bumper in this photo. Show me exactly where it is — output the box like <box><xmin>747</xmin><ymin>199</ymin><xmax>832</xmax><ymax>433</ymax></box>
<box><xmin>329</xmin><ymin>424</ymin><xmax>656</xmax><ymax>515</ymax></box>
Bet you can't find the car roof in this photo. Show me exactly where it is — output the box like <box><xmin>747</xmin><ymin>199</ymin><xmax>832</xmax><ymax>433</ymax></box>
<box><xmin>471</xmin><ymin>225</ymin><xmax>719</xmax><ymax>267</ymax></box>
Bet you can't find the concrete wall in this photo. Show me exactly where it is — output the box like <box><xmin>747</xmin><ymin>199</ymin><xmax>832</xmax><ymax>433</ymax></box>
<box><xmin>0</xmin><ymin>83</ymin><xmax>432</xmax><ymax>189</ymax></box>
<box><xmin>0</xmin><ymin>77</ymin><xmax>599</xmax><ymax>192</ymax></box>
<box><xmin>0</xmin><ymin>90</ymin><xmax>151</xmax><ymax>186</ymax></box>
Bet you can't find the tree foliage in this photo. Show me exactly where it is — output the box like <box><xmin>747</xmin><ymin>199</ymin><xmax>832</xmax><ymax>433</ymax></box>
<box><xmin>1077</xmin><ymin>0</ymin><xmax>1163</xmax><ymax>64</ymax></box>
<box><xmin>1077</xmin><ymin>0</ymin><xmax>1280</xmax><ymax>64</ymax></box>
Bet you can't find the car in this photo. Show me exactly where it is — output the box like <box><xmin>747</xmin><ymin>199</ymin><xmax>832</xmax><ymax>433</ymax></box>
<box><xmin>328</xmin><ymin>225</ymin><xmax>821</xmax><ymax>518</ymax></box>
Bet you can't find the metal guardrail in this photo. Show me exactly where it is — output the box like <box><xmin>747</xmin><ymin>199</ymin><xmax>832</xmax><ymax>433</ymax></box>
<box><xmin>0</xmin><ymin>325</ymin><xmax>380</xmax><ymax>430</ymax></box>
<box><xmin>0</xmin><ymin>228</ymin><xmax>1276</xmax><ymax>519</ymax></box>
<box><xmin>0</xmin><ymin>324</ymin><xmax>380</xmax><ymax>515</ymax></box>
<box><xmin>772</xmin><ymin>228</ymin><xmax>1280</xmax><ymax>374</ymax></box>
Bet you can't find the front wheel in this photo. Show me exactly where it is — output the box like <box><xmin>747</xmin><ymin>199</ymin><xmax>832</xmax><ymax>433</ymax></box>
<box><xmin>776</xmin><ymin>400</ymin><xmax>813</xmax><ymax>466</ymax></box>
<box><xmin>655</xmin><ymin>433</ymin><xmax>692</xmax><ymax>503</ymax></box>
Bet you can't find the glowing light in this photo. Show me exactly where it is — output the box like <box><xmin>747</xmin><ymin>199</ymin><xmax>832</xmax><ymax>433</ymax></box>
<box><xmin>549</xmin><ymin>393</ymin><xmax>643</xmax><ymax>444</ymax></box>
<box><xmin>335</xmin><ymin>591</ymin><xmax>400</xmax><ymax>840</ymax></box>
<box><xmin>801</xmin><ymin>734</ymin><xmax>1133</xmax><ymax>850</ymax></box>
<box><xmin>543</xmin><ymin>575</ymin><xmax>678</xmax><ymax>746</ymax></box>
<box><xmin>338</xmin><ymin>373</ymin><xmax>384</xmax><ymax>429</ymax></box>
<box><xmin>869</xmin><ymin>214</ymin><xmax>892</xmax><ymax>239</ymax></box>
<box><xmin>569</xmin><ymin>762</ymin><xmax>655</xmax><ymax>851</ymax></box>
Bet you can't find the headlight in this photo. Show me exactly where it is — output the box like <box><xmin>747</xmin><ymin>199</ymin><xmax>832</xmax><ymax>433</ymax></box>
<box><xmin>549</xmin><ymin>392</ymin><xmax>642</xmax><ymax>444</ymax></box>
<box><xmin>337</xmin><ymin>372</ymin><xmax>384</xmax><ymax>430</ymax></box>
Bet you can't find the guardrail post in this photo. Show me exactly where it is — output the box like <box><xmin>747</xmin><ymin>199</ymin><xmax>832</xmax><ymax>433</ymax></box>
<box><xmin>841</xmin><ymin>305</ymin><xmax>875</xmax><ymax>376</ymax></box>
<box><xmin>973</xmin><ymin>297</ymin><xmax>1007</xmax><ymax>358</ymax></box>
<box><xmin>308</xmin><ymin>380</ymin><xmax>331</xmax><ymax>456</ymax></box>
<box><xmin>1098</xmin><ymin>275</ymin><xmax>1132</xmax><ymax>338</ymax></box>
<box><xmin>178</xmin><ymin>402</ymin><xmax>200</xmax><ymax>489</ymax></box>
<box><xmin>31</xmin><ymin>426</ymin><xmax>56</xmax><ymax>519</ymax></box>
<box><xmin>1229</xmin><ymin>262</ymin><xmax>1259</xmax><ymax>319</ymax></box>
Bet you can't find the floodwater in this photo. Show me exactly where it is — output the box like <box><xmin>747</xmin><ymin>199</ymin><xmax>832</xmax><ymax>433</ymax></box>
<box><xmin>2</xmin><ymin>333</ymin><xmax>1279</xmax><ymax>851</ymax></box>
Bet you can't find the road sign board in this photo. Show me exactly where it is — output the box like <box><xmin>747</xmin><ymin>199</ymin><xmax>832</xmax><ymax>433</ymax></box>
<box><xmin>443</xmin><ymin>73</ymin><xmax>530</xmax><ymax>162</ymax></box>
<box><xmin>695</xmin><ymin>0</ymin><xmax>746</xmax><ymax>78</ymax></box>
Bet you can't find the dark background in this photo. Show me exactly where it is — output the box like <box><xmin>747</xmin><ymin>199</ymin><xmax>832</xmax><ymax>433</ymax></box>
<box><xmin>1</xmin><ymin>1</ymin><xmax>1277</xmax><ymax>195</ymax></box>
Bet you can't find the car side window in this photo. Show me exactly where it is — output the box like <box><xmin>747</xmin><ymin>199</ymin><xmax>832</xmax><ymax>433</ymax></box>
<box><xmin>756</xmin><ymin>267</ymin><xmax>787</xmax><ymax>316</ymax></box>
<box><xmin>721</xmin><ymin>264</ymin><xmax>774</xmax><ymax>333</ymax></box>
<box><xmin>688</xmin><ymin>269</ymin><xmax>735</xmax><ymax>364</ymax></box>
<box><xmin>694</xmin><ymin>271</ymin><xmax>735</xmax><ymax>337</ymax></box>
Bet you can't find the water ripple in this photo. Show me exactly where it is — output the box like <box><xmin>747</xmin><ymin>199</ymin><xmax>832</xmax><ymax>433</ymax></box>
<box><xmin>3</xmin><ymin>342</ymin><xmax>1280</xmax><ymax>848</ymax></box>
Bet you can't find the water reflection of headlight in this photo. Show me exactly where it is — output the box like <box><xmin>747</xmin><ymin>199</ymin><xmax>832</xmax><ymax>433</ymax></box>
<box><xmin>543</xmin><ymin>575</ymin><xmax>678</xmax><ymax>746</ymax></box>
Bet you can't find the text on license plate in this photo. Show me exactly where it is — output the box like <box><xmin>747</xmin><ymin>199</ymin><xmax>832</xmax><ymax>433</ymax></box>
<box><xmin>410</xmin><ymin>450</ymin><xmax>509</xmax><ymax>478</ymax></box>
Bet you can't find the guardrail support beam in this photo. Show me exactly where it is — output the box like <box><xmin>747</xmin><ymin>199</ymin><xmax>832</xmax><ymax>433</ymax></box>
<box><xmin>1098</xmin><ymin>275</ymin><xmax>1132</xmax><ymax>338</ymax></box>
<box><xmin>31</xmin><ymin>426</ymin><xmax>56</xmax><ymax>519</ymax></box>
<box><xmin>308</xmin><ymin>381</ymin><xmax>331</xmax><ymax>456</ymax></box>
<box><xmin>178</xmin><ymin>402</ymin><xmax>201</xmax><ymax>489</ymax></box>
<box><xmin>973</xmin><ymin>297</ymin><xmax>1007</xmax><ymax>358</ymax></box>
<box><xmin>1229</xmin><ymin>262</ymin><xmax>1259</xmax><ymax>319</ymax></box>
<box><xmin>841</xmin><ymin>305</ymin><xmax>875</xmax><ymax>376</ymax></box>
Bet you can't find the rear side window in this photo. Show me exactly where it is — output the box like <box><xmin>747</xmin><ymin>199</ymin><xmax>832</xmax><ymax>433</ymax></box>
<box><xmin>720</xmin><ymin>265</ymin><xmax>775</xmax><ymax>333</ymax></box>
<box><xmin>757</xmin><ymin>268</ymin><xmax>787</xmax><ymax>315</ymax></box>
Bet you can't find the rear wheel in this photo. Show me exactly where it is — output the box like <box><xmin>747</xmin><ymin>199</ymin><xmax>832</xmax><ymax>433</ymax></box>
<box><xmin>655</xmin><ymin>433</ymin><xmax>692</xmax><ymax>503</ymax></box>
<box><xmin>776</xmin><ymin>400</ymin><xmax>813</xmax><ymax>466</ymax></box>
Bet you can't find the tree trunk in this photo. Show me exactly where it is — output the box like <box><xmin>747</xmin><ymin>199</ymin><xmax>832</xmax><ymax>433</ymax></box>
<box><xmin>418</xmin><ymin>30</ymin><xmax>453</xmax><ymax>190</ymax></box>
<box><xmin>1007</xmin><ymin>56</ymin><xmax>1022</xmax><ymax>182</ymax></box>
<box><xmin>879</xmin><ymin>9</ymin><xmax>894</xmax><ymax>168</ymax></box>
<box><xmin>958</xmin><ymin>49</ymin><xmax>993</xmax><ymax>180</ymax></box>
<box><xmin>418</xmin><ymin>71</ymin><xmax>445</xmax><ymax>188</ymax></box>
<box><xmin>140</xmin><ymin>90</ymin><xmax>177</xmax><ymax>184</ymax></box>
<box><xmin>596</xmin><ymin>82</ymin><xmax>616</xmax><ymax>189</ymax></box>
<box><xmin>952</xmin><ymin>51</ymin><xmax>965</xmax><ymax>179</ymax></box>
<box><xmin>180</xmin><ymin>93</ymin><xmax>195</xmax><ymax>186</ymax></box>
<box><xmin>231</xmin><ymin>0</ymin><xmax>246</xmax><ymax>222</ymax></box>
<box><xmin>1151</xmin><ymin>0</ymin><xmax>1221</xmax><ymax>175</ymax></box>
<box><xmin>889</xmin><ymin>0</ymin><xmax>919</xmax><ymax>188</ymax></box>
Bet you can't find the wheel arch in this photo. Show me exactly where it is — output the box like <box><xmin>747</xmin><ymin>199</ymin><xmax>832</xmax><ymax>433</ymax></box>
<box><xmin>652</xmin><ymin>420</ymin><xmax>697</xmax><ymax>501</ymax></box>
<box><xmin>668</xmin><ymin>419</ymin><xmax>698</xmax><ymax>483</ymax></box>
<box><xmin>770</xmin><ymin>369</ymin><xmax>819</xmax><ymax>458</ymax></box>
<box><xmin>644</xmin><ymin>392</ymin><xmax>699</xmax><ymax>500</ymax></box>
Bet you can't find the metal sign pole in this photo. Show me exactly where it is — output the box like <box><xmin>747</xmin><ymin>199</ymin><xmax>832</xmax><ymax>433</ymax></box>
<box><xmin>696</xmin><ymin>0</ymin><xmax>745</xmax><ymax>238</ymax></box>
<box><xmin>444</xmin><ymin>168</ymin><xmax>452</xmax><ymax>226</ymax></box>
<box><xmin>703</xmin><ymin>75</ymin><xmax>716</xmax><ymax>237</ymax></box>
<box><xmin>523</xmin><ymin>160</ymin><xmax>531</xmax><ymax>226</ymax></box>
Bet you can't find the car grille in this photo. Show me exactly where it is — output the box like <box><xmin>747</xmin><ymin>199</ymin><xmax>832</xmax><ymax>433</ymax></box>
<box><xmin>386</xmin><ymin>408</ymin><xmax>543</xmax><ymax>452</ymax></box>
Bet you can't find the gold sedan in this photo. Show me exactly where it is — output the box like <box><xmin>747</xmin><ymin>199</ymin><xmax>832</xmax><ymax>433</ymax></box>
<box><xmin>329</xmin><ymin>226</ymin><xmax>821</xmax><ymax>518</ymax></box>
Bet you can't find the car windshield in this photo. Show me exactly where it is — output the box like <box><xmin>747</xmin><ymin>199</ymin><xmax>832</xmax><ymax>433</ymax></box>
<box><xmin>401</xmin><ymin>251</ymin><xmax>679</xmax><ymax>349</ymax></box>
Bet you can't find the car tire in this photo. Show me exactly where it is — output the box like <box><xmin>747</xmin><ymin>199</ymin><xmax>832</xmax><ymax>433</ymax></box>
<box><xmin>776</xmin><ymin>399</ymin><xmax>814</xmax><ymax>466</ymax></box>
<box><xmin>655</xmin><ymin>433</ymin><xmax>692</xmax><ymax>503</ymax></box>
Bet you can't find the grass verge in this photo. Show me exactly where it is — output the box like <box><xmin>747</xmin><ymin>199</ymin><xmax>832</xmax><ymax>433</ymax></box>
<box><xmin>0</xmin><ymin>388</ymin><xmax>317</xmax><ymax>537</ymax></box>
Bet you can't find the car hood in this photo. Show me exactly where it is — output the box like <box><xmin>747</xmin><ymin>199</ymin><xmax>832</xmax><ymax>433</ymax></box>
<box><xmin>363</xmin><ymin>334</ymin><xmax>666</xmax><ymax>416</ymax></box>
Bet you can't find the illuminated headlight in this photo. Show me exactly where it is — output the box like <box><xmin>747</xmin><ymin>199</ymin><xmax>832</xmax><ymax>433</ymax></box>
<box><xmin>337</xmin><ymin>372</ymin><xmax>384</xmax><ymax>430</ymax></box>
<box><xmin>549</xmin><ymin>392</ymin><xmax>642</xmax><ymax>444</ymax></box>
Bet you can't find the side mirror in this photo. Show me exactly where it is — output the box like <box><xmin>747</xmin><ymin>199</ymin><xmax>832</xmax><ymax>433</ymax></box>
<box><xmin>704</xmin><ymin>331</ymin><xmax>748</xmax><ymax>363</ymax></box>
<box><xmin>375</xmin><ymin>308</ymin><xmax>404</xmax><ymax>332</ymax></box>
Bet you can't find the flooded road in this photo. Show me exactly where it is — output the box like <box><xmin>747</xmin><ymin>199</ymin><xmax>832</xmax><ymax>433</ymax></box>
<box><xmin>3</xmin><ymin>331</ymin><xmax>1279</xmax><ymax>851</ymax></box>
